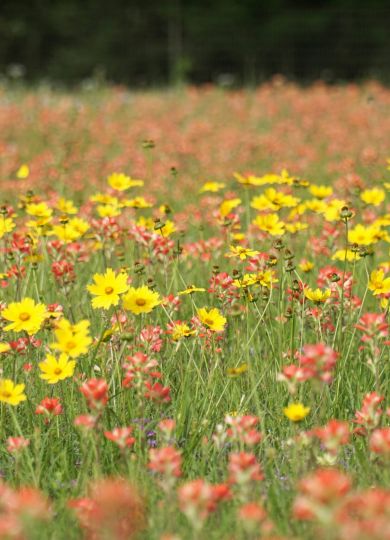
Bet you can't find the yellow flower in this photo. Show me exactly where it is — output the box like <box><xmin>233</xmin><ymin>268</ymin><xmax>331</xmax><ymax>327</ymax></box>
<box><xmin>233</xmin><ymin>273</ymin><xmax>258</xmax><ymax>289</ymax></box>
<box><xmin>368</xmin><ymin>269</ymin><xmax>390</xmax><ymax>296</ymax></box>
<box><xmin>299</xmin><ymin>260</ymin><xmax>314</xmax><ymax>272</ymax></box>
<box><xmin>2</xmin><ymin>298</ymin><xmax>47</xmax><ymax>335</ymax></box>
<box><xmin>256</xmin><ymin>270</ymin><xmax>279</xmax><ymax>288</ymax></box>
<box><xmin>332</xmin><ymin>249</ymin><xmax>362</xmax><ymax>262</ymax></box>
<box><xmin>56</xmin><ymin>198</ymin><xmax>78</xmax><ymax>214</ymax></box>
<box><xmin>285</xmin><ymin>222</ymin><xmax>308</xmax><ymax>234</ymax></box>
<box><xmin>360</xmin><ymin>188</ymin><xmax>385</xmax><ymax>206</ymax></box>
<box><xmin>227</xmin><ymin>363</ymin><xmax>248</xmax><ymax>377</ymax></box>
<box><xmin>251</xmin><ymin>188</ymin><xmax>299</xmax><ymax>211</ymax></box>
<box><xmin>0</xmin><ymin>343</ymin><xmax>11</xmax><ymax>353</ymax></box>
<box><xmin>309</xmin><ymin>185</ymin><xmax>333</xmax><ymax>199</ymax></box>
<box><xmin>283</xmin><ymin>403</ymin><xmax>310</xmax><ymax>422</ymax></box>
<box><xmin>304</xmin><ymin>287</ymin><xmax>331</xmax><ymax>304</ymax></box>
<box><xmin>322</xmin><ymin>199</ymin><xmax>347</xmax><ymax>222</ymax></box>
<box><xmin>90</xmin><ymin>193</ymin><xmax>118</xmax><ymax>204</ymax></box>
<box><xmin>0</xmin><ymin>379</ymin><xmax>26</xmax><ymax>406</ymax></box>
<box><xmin>178</xmin><ymin>285</ymin><xmax>206</xmax><ymax>295</ymax></box>
<box><xmin>123</xmin><ymin>197</ymin><xmax>152</xmax><ymax>209</ymax></box>
<box><xmin>219</xmin><ymin>198</ymin><xmax>241</xmax><ymax>217</ymax></box>
<box><xmin>252</xmin><ymin>213</ymin><xmax>285</xmax><ymax>236</ymax></box>
<box><xmin>39</xmin><ymin>353</ymin><xmax>76</xmax><ymax>384</ymax></box>
<box><xmin>304</xmin><ymin>199</ymin><xmax>327</xmax><ymax>213</ymax></box>
<box><xmin>16</xmin><ymin>164</ymin><xmax>29</xmax><ymax>180</ymax></box>
<box><xmin>197</xmin><ymin>307</ymin><xmax>227</xmax><ymax>332</ymax></box>
<box><xmin>226</xmin><ymin>245</ymin><xmax>259</xmax><ymax>260</ymax></box>
<box><xmin>123</xmin><ymin>286</ymin><xmax>161</xmax><ymax>315</ymax></box>
<box><xmin>87</xmin><ymin>268</ymin><xmax>129</xmax><ymax>310</ymax></box>
<box><xmin>348</xmin><ymin>224</ymin><xmax>381</xmax><ymax>246</ymax></box>
<box><xmin>97</xmin><ymin>204</ymin><xmax>121</xmax><ymax>218</ymax></box>
<box><xmin>52</xmin><ymin>217</ymin><xmax>90</xmax><ymax>243</ymax></box>
<box><xmin>234</xmin><ymin>172</ymin><xmax>266</xmax><ymax>186</ymax></box>
<box><xmin>199</xmin><ymin>181</ymin><xmax>226</xmax><ymax>193</ymax></box>
<box><xmin>51</xmin><ymin>319</ymin><xmax>92</xmax><ymax>358</ymax></box>
<box><xmin>155</xmin><ymin>220</ymin><xmax>176</xmax><ymax>237</ymax></box>
<box><xmin>107</xmin><ymin>173</ymin><xmax>144</xmax><ymax>191</ymax></box>
<box><xmin>0</xmin><ymin>218</ymin><xmax>15</xmax><ymax>238</ymax></box>
<box><xmin>136</xmin><ymin>216</ymin><xmax>155</xmax><ymax>229</ymax></box>
<box><xmin>170</xmin><ymin>322</ymin><xmax>195</xmax><ymax>341</ymax></box>
<box><xmin>279</xmin><ymin>169</ymin><xmax>297</xmax><ymax>185</ymax></box>
<box><xmin>26</xmin><ymin>202</ymin><xmax>52</xmax><ymax>220</ymax></box>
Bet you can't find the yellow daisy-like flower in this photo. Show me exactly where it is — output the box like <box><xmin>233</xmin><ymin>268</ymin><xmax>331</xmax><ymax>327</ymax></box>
<box><xmin>0</xmin><ymin>379</ymin><xmax>26</xmax><ymax>406</ymax></box>
<box><xmin>155</xmin><ymin>220</ymin><xmax>176</xmax><ymax>237</ymax></box>
<box><xmin>360</xmin><ymin>188</ymin><xmax>385</xmax><ymax>206</ymax></box>
<box><xmin>252</xmin><ymin>213</ymin><xmax>285</xmax><ymax>236</ymax></box>
<box><xmin>1</xmin><ymin>297</ymin><xmax>47</xmax><ymax>335</ymax></box>
<box><xmin>56</xmin><ymin>198</ymin><xmax>78</xmax><ymax>214</ymax></box>
<box><xmin>90</xmin><ymin>193</ymin><xmax>118</xmax><ymax>205</ymax></box>
<box><xmin>233</xmin><ymin>172</ymin><xmax>266</xmax><ymax>186</ymax></box>
<box><xmin>251</xmin><ymin>188</ymin><xmax>300</xmax><ymax>211</ymax></box>
<box><xmin>233</xmin><ymin>273</ymin><xmax>257</xmax><ymax>289</ymax></box>
<box><xmin>108</xmin><ymin>173</ymin><xmax>144</xmax><ymax>191</ymax></box>
<box><xmin>309</xmin><ymin>185</ymin><xmax>333</xmax><ymax>199</ymax></box>
<box><xmin>123</xmin><ymin>286</ymin><xmax>161</xmax><ymax>315</ymax></box>
<box><xmin>199</xmin><ymin>181</ymin><xmax>226</xmax><ymax>193</ymax></box>
<box><xmin>97</xmin><ymin>204</ymin><xmax>121</xmax><ymax>218</ymax></box>
<box><xmin>0</xmin><ymin>343</ymin><xmax>11</xmax><ymax>353</ymax></box>
<box><xmin>87</xmin><ymin>268</ymin><xmax>129</xmax><ymax>310</ymax></box>
<box><xmin>197</xmin><ymin>307</ymin><xmax>227</xmax><ymax>332</ymax></box>
<box><xmin>39</xmin><ymin>353</ymin><xmax>76</xmax><ymax>384</ymax></box>
<box><xmin>284</xmin><ymin>222</ymin><xmax>308</xmax><ymax>234</ymax></box>
<box><xmin>256</xmin><ymin>270</ymin><xmax>279</xmax><ymax>289</ymax></box>
<box><xmin>0</xmin><ymin>218</ymin><xmax>16</xmax><ymax>239</ymax></box>
<box><xmin>52</xmin><ymin>217</ymin><xmax>90</xmax><ymax>243</ymax></box>
<box><xmin>51</xmin><ymin>318</ymin><xmax>92</xmax><ymax>358</ymax></box>
<box><xmin>304</xmin><ymin>199</ymin><xmax>327</xmax><ymax>214</ymax></box>
<box><xmin>26</xmin><ymin>202</ymin><xmax>52</xmax><ymax>220</ymax></box>
<box><xmin>304</xmin><ymin>287</ymin><xmax>331</xmax><ymax>304</ymax></box>
<box><xmin>227</xmin><ymin>363</ymin><xmax>248</xmax><ymax>377</ymax></box>
<box><xmin>368</xmin><ymin>269</ymin><xmax>390</xmax><ymax>296</ymax></box>
<box><xmin>348</xmin><ymin>224</ymin><xmax>381</xmax><ymax>246</ymax></box>
<box><xmin>170</xmin><ymin>322</ymin><xmax>195</xmax><ymax>341</ymax></box>
<box><xmin>226</xmin><ymin>245</ymin><xmax>260</xmax><ymax>260</ymax></box>
<box><xmin>331</xmin><ymin>249</ymin><xmax>362</xmax><ymax>262</ymax></box>
<box><xmin>322</xmin><ymin>199</ymin><xmax>347</xmax><ymax>222</ymax></box>
<box><xmin>123</xmin><ymin>197</ymin><xmax>152</xmax><ymax>209</ymax></box>
<box><xmin>219</xmin><ymin>198</ymin><xmax>241</xmax><ymax>217</ymax></box>
<box><xmin>283</xmin><ymin>403</ymin><xmax>310</xmax><ymax>422</ymax></box>
<box><xmin>136</xmin><ymin>216</ymin><xmax>155</xmax><ymax>229</ymax></box>
<box><xmin>298</xmin><ymin>260</ymin><xmax>314</xmax><ymax>272</ymax></box>
<box><xmin>178</xmin><ymin>285</ymin><xmax>206</xmax><ymax>295</ymax></box>
<box><xmin>16</xmin><ymin>164</ymin><xmax>29</xmax><ymax>180</ymax></box>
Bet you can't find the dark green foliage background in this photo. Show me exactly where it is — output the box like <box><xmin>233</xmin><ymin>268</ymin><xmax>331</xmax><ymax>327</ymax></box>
<box><xmin>0</xmin><ymin>0</ymin><xmax>389</xmax><ymax>85</ymax></box>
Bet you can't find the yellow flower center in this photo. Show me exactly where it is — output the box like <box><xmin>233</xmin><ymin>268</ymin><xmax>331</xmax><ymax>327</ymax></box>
<box><xmin>135</xmin><ymin>298</ymin><xmax>146</xmax><ymax>306</ymax></box>
<box><xmin>105</xmin><ymin>286</ymin><xmax>114</xmax><ymax>295</ymax></box>
<box><xmin>19</xmin><ymin>312</ymin><xmax>31</xmax><ymax>321</ymax></box>
<box><xmin>54</xmin><ymin>368</ymin><xmax>63</xmax><ymax>375</ymax></box>
<box><xmin>66</xmin><ymin>341</ymin><xmax>76</xmax><ymax>350</ymax></box>
<box><xmin>2</xmin><ymin>391</ymin><xmax>11</xmax><ymax>398</ymax></box>
<box><xmin>204</xmin><ymin>318</ymin><xmax>214</xmax><ymax>326</ymax></box>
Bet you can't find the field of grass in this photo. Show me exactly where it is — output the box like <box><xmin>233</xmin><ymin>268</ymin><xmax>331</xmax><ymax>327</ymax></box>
<box><xmin>0</xmin><ymin>81</ymin><xmax>389</xmax><ymax>539</ymax></box>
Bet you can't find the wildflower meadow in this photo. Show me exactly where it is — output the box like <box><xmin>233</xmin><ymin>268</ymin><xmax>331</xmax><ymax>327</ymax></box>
<box><xmin>0</xmin><ymin>81</ymin><xmax>389</xmax><ymax>539</ymax></box>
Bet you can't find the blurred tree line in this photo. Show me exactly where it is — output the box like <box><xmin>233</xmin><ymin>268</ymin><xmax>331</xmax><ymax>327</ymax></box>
<box><xmin>0</xmin><ymin>0</ymin><xmax>389</xmax><ymax>86</ymax></box>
